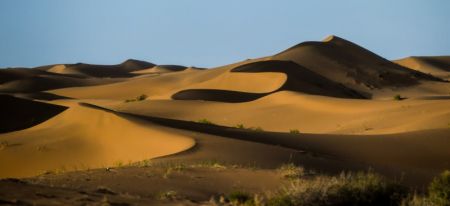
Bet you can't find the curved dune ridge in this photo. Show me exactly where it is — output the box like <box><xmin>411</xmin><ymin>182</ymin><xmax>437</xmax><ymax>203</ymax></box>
<box><xmin>395</xmin><ymin>56</ymin><xmax>450</xmax><ymax>80</ymax></box>
<box><xmin>112</xmin><ymin>90</ymin><xmax>450</xmax><ymax>135</ymax></box>
<box><xmin>272</xmin><ymin>35</ymin><xmax>441</xmax><ymax>95</ymax></box>
<box><xmin>0</xmin><ymin>99</ymin><xmax>194</xmax><ymax>178</ymax></box>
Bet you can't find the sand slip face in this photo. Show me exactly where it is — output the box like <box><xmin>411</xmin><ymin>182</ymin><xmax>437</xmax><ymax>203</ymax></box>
<box><xmin>0</xmin><ymin>100</ymin><xmax>194</xmax><ymax>178</ymax></box>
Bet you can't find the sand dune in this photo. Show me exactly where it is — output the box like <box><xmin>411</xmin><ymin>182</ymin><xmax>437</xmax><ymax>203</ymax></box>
<box><xmin>395</xmin><ymin>56</ymin><xmax>450</xmax><ymax>80</ymax></box>
<box><xmin>272</xmin><ymin>35</ymin><xmax>442</xmax><ymax>97</ymax></box>
<box><xmin>0</xmin><ymin>99</ymin><xmax>194</xmax><ymax>178</ymax></box>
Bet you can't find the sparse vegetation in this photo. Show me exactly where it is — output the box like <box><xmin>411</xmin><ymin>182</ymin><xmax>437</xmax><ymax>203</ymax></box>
<box><xmin>267</xmin><ymin>171</ymin><xmax>407</xmax><ymax>206</ymax></box>
<box><xmin>124</xmin><ymin>94</ymin><xmax>148</xmax><ymax>103</ymax></box>
<box><xmin>289</xmin><ymin>129</ymin><xmax>300</xmax><ymax>134</ymax></box>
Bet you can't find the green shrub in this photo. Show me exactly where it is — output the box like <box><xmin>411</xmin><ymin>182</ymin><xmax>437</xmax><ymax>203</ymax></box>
<box><xmin>289</xmin><ymin>129</ymin><xmax>300</xmax><ymax>134</ymax></box>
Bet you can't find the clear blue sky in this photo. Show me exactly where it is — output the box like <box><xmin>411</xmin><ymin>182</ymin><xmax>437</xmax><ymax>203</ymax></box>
<box><xmin>1</xmin><ymin>0</ymin><xmax>449</xmax><ymax>68</ymax></box>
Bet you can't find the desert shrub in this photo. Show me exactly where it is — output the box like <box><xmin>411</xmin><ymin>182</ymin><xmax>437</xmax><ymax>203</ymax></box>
<box><xmin>289</xmin><ymin>129</ymin><xmax>300</xmax><ymax>134</ymax></box>
<box><xmin>137</xmin><ymin>94</ymin><xmax>148</xmax><ymax>101</ymax></box>
<box><xmin>236</xmin><ymin>124</ymin><xmax>245</xmax><ymax>129</ymax></box>
<box><xmin>227</xmin><ymin>190</ymin><xmax>254</xmax><ymax>205</ymax></box>
<box><xmin>197</xmin><ymin>119</ymin><xmax>215</xmax><ymax>125</ymax></box>
<box><xmin>269</xmin><ymin>171</ymin><xmax>407</xmax><ymax>206</ymax></box>
<box><xmin>249</xmin><ymin>126</ymin><xmax>264</xmax><ymax>132</ymax></box>
<box><xmin>428</xmin><ymin>170</ymin><xmax>450</xmax><ymax>205</ymax></box>
<box><xmin>124</xmin><ymin>94</ymin><xmax>148</xmax><ymax>103</ymax></box>
<box><xmin>394</xmin><ymin>94</ymin><xmax>404</xmax><ymax>101</ymax></box>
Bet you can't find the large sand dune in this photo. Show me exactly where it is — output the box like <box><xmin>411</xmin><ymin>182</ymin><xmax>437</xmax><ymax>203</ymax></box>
<box><xmin>0</xmin><ymin>99</ymin><xmax>194</xmax><ymax>178</ymax></box>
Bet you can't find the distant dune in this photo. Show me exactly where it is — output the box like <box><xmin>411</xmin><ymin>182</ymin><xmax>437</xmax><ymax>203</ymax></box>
<box><xmin>395</xmin><ymin>56</ymin><xmax>450</xmax><ymax>80</ymax></box>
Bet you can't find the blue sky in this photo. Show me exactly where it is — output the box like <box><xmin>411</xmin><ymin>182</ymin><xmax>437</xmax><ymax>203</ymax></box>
<box><xmin>0</xmin><ymin>0</ymin><xmax>449</xmax><ymax>68</ymax></box>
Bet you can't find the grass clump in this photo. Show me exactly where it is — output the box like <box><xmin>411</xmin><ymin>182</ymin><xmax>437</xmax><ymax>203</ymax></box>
<box><xmin>289</xmin><ymin>129</ymin><xmax>300</xmax><ymax>134</ymax></box>
<box><xmin>278</xmin><ymin>163</ymin><xmax>305</xmax><ymax>179</ymax></box>
<box><xmin>268</xmin><ymin>171</ymin><xmax>407</xmax><ymax>206</ymax></box>
<box><xmin>124</xmin><ymin>94</ymin><xmax>148</xmax><ymax>103</ymax></box>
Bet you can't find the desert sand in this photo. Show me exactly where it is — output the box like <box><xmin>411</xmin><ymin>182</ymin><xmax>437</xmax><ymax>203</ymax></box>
<box><xmin>0</xmin><ymin>35</ymin><xmax>449</xmax><ymax>205</ymax></box>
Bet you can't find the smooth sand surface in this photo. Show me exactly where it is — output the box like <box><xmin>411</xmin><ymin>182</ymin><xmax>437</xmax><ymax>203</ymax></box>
<box><xmin>0</xmin><ymin>99</ymin><xmax>194</xmax><ymax>178</ymax></box>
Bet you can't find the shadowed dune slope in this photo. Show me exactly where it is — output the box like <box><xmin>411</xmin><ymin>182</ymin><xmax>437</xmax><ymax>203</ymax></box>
<box><xmin>172</xmin><ymin>60</ymin><xmax>365</xmax><ymax>102</ymax></box>
<box><xmin>231</xmin><ymin>60</ymin><xmax>364</xmax><ymax>98</ymax></box>
<box><xmin>0</xmin><ymin>100</ymin><xmax>194</xmax><ymax>178</ymax></box>
<box><xmin>0</xmin><ymin>95</ymin><xmax>67</xmax><ymax>133</ymax></box>
<box><xmin>395</xmin><ymin>56</ymin><xmax>450</xmax><ymax>80</ymax></box>
<box><xmin>272</xmin><ymin>35</ymin><xmax>441</xmax><ymax>96</ymax></box>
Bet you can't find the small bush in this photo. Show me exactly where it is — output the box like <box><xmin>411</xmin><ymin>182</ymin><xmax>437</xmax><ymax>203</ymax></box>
<box><xmin>394</xmin><ymin>94</ymin><xmax>404</xmax><ymax>101</ymax></box>
<box><xmin>137</xmin><ymin>94</ymin><xmax>148</xmax><ymax>101</ymax></box>
<box><xmin>289</xmin><ymin>129</ymin><xmax>300</xmax><ymax>134</ymax></box>
<box><xmin>197</xmin><ymin>119</ymin><xmax>215</xmax><ymax>125</ymax></box>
